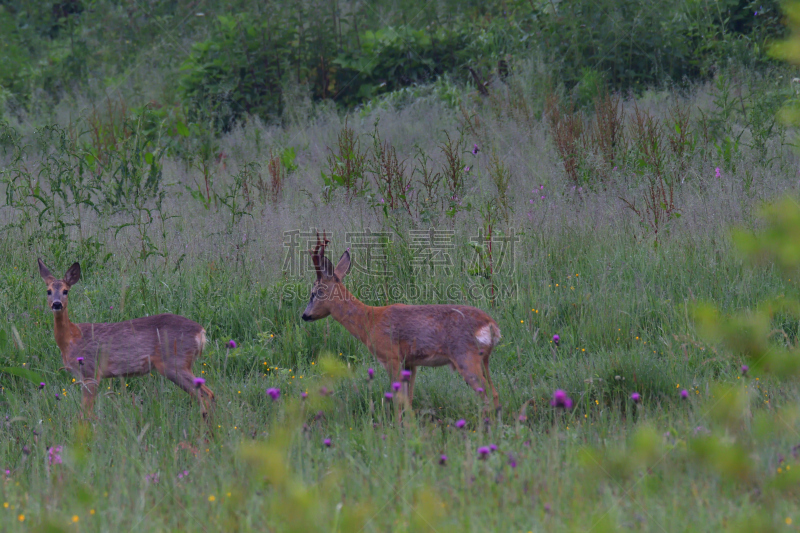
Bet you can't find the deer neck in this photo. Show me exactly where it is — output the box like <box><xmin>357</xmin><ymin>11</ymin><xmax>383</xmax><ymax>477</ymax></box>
<box><xmin>53</xmin><ymin>309</ymin><xmax>80</xmax><ymax>356</ymax></box>
<box><xmin>328</xmin><ymin>285</ymin><xmax>381</xmax><ymax>349</ymax></box>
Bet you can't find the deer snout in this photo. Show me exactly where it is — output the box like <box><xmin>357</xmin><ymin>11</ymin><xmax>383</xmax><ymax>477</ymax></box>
<box><xmin>51</xmin><ymin>301</ymin><xmax>63</xmax><ymax>311</ymax></box>
<box><xmin>301</xmin><ymin>313</ymin><xmax>312</xmax><ymax>322</ymax></box>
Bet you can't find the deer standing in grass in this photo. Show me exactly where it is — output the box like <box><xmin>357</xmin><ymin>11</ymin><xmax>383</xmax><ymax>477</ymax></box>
<box><xmin>301</xmin><ymin>234</ymin><xmax>501</xmax><ymax>412</ymax></box>
<box><xmin>37</xmin><ymin>259</ymin><xmax>215</xmax><ymax>419</ymax></box>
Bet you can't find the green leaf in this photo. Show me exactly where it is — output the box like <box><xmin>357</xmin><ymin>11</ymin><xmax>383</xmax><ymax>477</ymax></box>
<box><xmin>176</xmin><ymin>121</ymin><xmax>190</xmax><ymax>137</ymax></box>
<box><xmin>0</xmin><ymin>367</ymin><xmax>44</xmax><ymax>385</ymax></box>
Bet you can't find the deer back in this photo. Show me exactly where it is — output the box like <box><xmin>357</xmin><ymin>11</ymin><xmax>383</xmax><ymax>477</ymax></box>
<box><xmin>68</xmin><ymin>314</ymin><xmax>206</xmax><ymax>378</ymax></box>
<box><xmin>373</xmin><ymin>304</ymin><xmax>499</xmax><ymax>366</ymax></box>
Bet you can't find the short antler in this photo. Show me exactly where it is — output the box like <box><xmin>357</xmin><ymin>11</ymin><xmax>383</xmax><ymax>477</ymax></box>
<box><xmin>310</xmin><ymin>231</ymin><xmax>331</xmax><ymax>279</ymax></box>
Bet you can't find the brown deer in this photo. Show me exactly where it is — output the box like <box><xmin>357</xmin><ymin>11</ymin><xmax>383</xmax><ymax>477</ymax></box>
<box><xmin>37</xmin><ymin>259</ymin><xmax>214</xmax><ymax>419</ymax></box>
<box><xmin>301</xmin><ymin>233</ymin><xmax>501</xmax><ymax>412</ymax></box>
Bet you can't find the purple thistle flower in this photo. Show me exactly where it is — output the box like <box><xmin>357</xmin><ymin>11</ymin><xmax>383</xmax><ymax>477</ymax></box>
<box><xmin>385</xmin><ymin>392</ymin><xmax>394</xmax><ymax>400</ymax></box>
<box><xmin>319</xmin><ymin>386</ymin><xmax>329</xmax><ymax>396</ymax></box>
<box><xmin>472</xmin><ymin>144</ymin><xmax>479</xmax><ymax>155</ymax></box>
<box><xmin>489</xmin><ymin>444</ymin><xmax>498</xmax><ymax>452</ymax></box>
<box><xmin>630</xmin><ymin>392</ymin><xmax>641</xmax><ymax>404</ymax></box>
<box><xmin>540</xmin><ymin>195</ymin><xmax>545</xmax><ymax>200</ymax></box>
<box><xmin>193</xmin><ymin>377</ymin><xmax>205</xmax><ymax>389</ymax></box>
<box><xmin>367</xmin><ymin>368</ymin><xmax>374</xmax><ymax>380</ymax></box>
<box><xmin>55</xmin><ymin>394</ymin><xmax>60</xmax><ymax>401</ymax></box>
<box><xmin>741</xmin><ymin>364</ymin><xmax>749</xmax><ymax>376</ymax></box>
<box><xmin>392</xmin><ymin>382</ymin><xmax>401</xmax><ymax>392</ymax></box>
<box><xmin>529</xmin><ymin>199</ymin><xmax>534</xmax><ymax>204</ymax></box>
<box><xmin>301</xmin><ymin>392</ymin><xmax>308</xmax><ymax>400</ymax></box>
<box><xmin>477</xmin><ymin>387</ymin><xmax>484</xmax><ymax>393</ymax></box>
<box><xmin>550</xmin><ymin>389</ymin><xmax>573</xmax><ymax>410</ymax></box>
<box><xmin>508</xmin><ymin>453</ymin><xmax>517</xmax><ymax>468</ymax></box>
<box><xmin>228</xmin><ymin>340</ymin><xmax>237</xmax><ymax>349</ymax></box>
<box><xmin>39</xmin><ymin>382</ymin><xmax>45</xmax><ymax>390</ymax></box>
<box><xmin>77</xmin><ymin>357</ymin><xmax>84</xmax><ymax>365</ymax></box>
<box><xmin>109</xmin><ymin>305</ymin><xmax>113</xmax><ymax>310</ymax></box>
<box><xmin>464</xmin><ymin>166</ymin><xmax>471</xmax><ymax>172</ymax></box>
<box><xmin>715</xmin><ymin>167</ymin><xmax>721</xmax><ymax>179</ymax></box>
<box><xmin>540</xmin><ymin>184</ymin><xmax>544</xmax><ymax>190</ymax></box>
<box><xmin>379</xmin><ymin>197</ymin><xmax>385</xmax><ymax>204</ymax></box>
<box><xmin>455</xmin><ymin>419</ymin><xmax>466</xmax><ymax>429</ymax></box>
<box><xmin>680</xmin><ymin>389</ymin><xmax>689</xmax><ymax>399</ymax></box>
<box><xmin>518</xmin><ymin>414</ymin><xmax>527</xmax><ymax>422</ymax></box>
<box><xmin>323</xmin><ymin>438</ymin><xmax>332</xmax><ymax>448</ymax></box>
<box><xmin>48</xmin><ymin>445</ymin><xmax>63</xmax><ymax>465</ymax></box>
<box><xmin>544</xmin><ymin>503</ymin><xmax>552</xmax><ymax>513</ymax></box>
<box><xmin>552</xmin><ymin>334</ymin><xmax>560</xmax><ymax>346</ymax></box>
<box><xmin>439</xmin><ymin>454</ymin><xmax>447</xmax><ymax>465</ymax></box>
<box><xmin>478</xmin><ymin>446</ymin><xmax>491</xmax><ymax>459</ymax></box>
<box><xmin>401</xmin><ymin>370</ymin><xmax>411</xmax><ymax>382</ymax></box>
<box><xmin>266</xmin><ymin>388</ymin><xmax>281</xmax><ymax>401</ymax></box>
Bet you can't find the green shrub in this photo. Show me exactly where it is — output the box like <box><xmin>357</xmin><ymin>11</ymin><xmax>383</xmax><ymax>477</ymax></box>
<box><xmin>334</xmin><ymin>26</ymin><xmax>470</xmax><ymax>106</ymax></box>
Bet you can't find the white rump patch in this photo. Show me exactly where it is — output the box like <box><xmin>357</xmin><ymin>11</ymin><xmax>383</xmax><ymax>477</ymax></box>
<box><xmin>197</xmin><ymin>329</ymin><xmax>207</xmax><ymax>351</ymax></box>
<box><xmin>475</xmin><ymin>325</ymin><xmax>493</xmax><ymax>346</ymax></box>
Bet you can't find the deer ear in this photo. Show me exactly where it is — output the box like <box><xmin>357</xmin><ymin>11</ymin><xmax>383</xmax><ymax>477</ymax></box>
<box><xmin>63</xmin><ymin>262</ymin><xmax>81</xmax><ymax>286</ymax></box>
<box><xmin>334</xmin><ymin>249</ymin><xmax>351</xmax><ymax>280</ymax></box>
<box><xmin>320</xmin><ymin>256</ymin><xmax>335</xmax><ymax>278</ymax></box>
<box><xmin>38</xmin><ymin>258</ymin><xmax>55</xmax><ymax>283</ymax></box>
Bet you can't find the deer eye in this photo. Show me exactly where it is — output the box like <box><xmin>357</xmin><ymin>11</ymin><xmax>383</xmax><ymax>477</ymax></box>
<box><xmin>63</xmin><ymin>290</ymin><xmax>68</xmax><ymax>295</ymax></box>
<box><xmin>47</xmin><ymin>289</ymin><xmax>52</xmax><ymax>295</ymax></box>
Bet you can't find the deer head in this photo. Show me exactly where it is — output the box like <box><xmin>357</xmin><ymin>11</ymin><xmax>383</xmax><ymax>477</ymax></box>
<box><xmin>301</xmin><ymin>232</ymin><xmax>351</xmax><ymax>322</ymax></box>
<box><xmin>38</xmin><ymin>258</ymin><xmax>81</xmax><ymax>313</ymax></box>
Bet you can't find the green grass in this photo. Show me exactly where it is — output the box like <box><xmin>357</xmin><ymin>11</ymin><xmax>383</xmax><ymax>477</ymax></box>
<box><xmin>1</xmin><ymin>221</ymin><xmax>799</xmax><ymax>531</ymax></box>
<box><xmin>3</xmin><ymin>44</ymin><xmax>800</xmax><ymax>529</ymax></box>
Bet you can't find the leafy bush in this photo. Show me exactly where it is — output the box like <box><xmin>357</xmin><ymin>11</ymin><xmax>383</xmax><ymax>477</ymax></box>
<box><xmin>334</xmin><ymin>27</ymin><xmax>470</xmax><ymax>105</ymax></box>
<box><xmin>0</xmin><ymin>0</ymin><xmax>789</xmax><ymax>132</ymax></box>
<box><xmin>178</xmin><ymin>14</ymin><xmax>293</xmax><ymax>131</ymax></box>
<box><xmin>515</xmin><ymin>0</ymin><xmax>785</xmax><ymax>92</ymax></box>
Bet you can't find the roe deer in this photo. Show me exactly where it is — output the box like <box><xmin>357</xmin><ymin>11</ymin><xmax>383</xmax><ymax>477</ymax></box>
<box><xmin>301</xmin><ymin>233</ymin><xmax>501</xmax><ymax>412</ymax></box>
<box><xmin>37</xmin><ymin>259</ymin><xmax>214</xmax><ymax>419</ymax></box>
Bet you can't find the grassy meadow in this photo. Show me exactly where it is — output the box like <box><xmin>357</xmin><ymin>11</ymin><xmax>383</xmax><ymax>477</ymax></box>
<box><xmin>3</xmin><ymin>1</ymin><xmax>800</xmax><ymax>531</ymax></box>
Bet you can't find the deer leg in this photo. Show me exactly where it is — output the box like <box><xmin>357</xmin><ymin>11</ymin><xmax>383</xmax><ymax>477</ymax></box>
<box><xmin>164</xmin><ymin>368</ymin><xmax>210</xmax><ymax>419</ymax></box>
<box><xmin>383</xmin><ymin>357</ymin><xmax>411</xmax><ymax>419</ymax></box>
<box><xmin>454</xmin><ymin>356</ymin><xmax>490</xmax><ymax>406</ymax></box>
<box><xmin>404</xmin><ymin>365</ymin><xmax>418</xmax><ymax>405</ymax></box>
<box><xmin>384</xmin><ymin>358</ymin><xmax>401</xmax><ymax>387</ymax></box>
<box><xmin>200</xmin><ymin>384</ymin><xmax>216</xmax><ymax>405</ymax></box>
<box><xmin>80</xmin><ymin>379</ymin><xmax>99</xmax><ymax>420</ymax></box>
<box><xmin>482</xmin><ymin>356</ymin><xmax>501</xmax><ymax>413</ymax></box>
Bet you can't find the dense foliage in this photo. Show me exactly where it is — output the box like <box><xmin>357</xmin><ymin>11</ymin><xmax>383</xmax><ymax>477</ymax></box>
<box><xmin>4</xmin><ymin>1</ymin><xmax>800</xmax><ymax>531</ymax></box>
<box><xmin>0</xmin><ymin>0</ymin><xmax>788</xmax><ymax>129</ymax></box>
